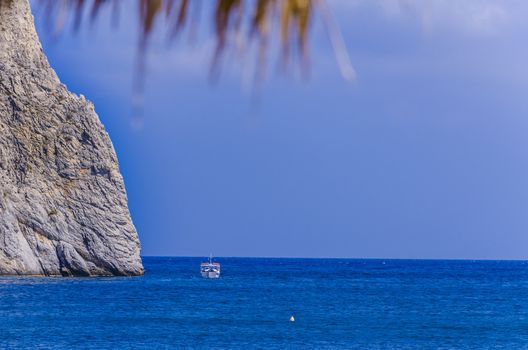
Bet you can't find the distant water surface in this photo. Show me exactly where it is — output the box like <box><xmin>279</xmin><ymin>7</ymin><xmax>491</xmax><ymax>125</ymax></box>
<box><xmin>1</xmin><ymin>258</ymin><xmax>528</xmax><ymax>349</ymax></box>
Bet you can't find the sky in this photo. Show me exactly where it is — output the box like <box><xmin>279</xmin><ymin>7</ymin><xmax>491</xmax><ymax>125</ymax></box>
<box><xmin>30</xmin><ymin>0</ymin><xmax>528</xmax><ymax>259</ymax></box>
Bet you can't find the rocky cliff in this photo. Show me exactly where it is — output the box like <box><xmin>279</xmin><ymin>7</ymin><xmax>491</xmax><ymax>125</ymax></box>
<box><xmin>0</xmin><ymin>0</ymin><xmax>143</xmax><ymax>276</ymax></box>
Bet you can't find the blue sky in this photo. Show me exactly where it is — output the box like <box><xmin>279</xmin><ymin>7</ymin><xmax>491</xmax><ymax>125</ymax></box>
<box><xmin>32</xmin><ymin>0</ymin><xmax>528</xmax><ymax>259</ymax></box>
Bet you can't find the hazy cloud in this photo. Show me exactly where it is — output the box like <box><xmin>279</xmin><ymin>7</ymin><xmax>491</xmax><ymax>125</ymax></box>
<box><xmin>328</xmin><ymin>0</ymin><xmax>513</xmax><ymax>35</ymax></box>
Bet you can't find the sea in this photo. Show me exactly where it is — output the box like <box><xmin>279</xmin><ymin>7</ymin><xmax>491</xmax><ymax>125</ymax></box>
<box><xmin>1</xmin><ymin>257</ymin><xmax>528</xmax><ymax>349</ymax></box>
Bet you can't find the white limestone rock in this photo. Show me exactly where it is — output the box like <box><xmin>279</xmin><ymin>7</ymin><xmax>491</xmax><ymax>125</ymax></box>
<box><xmin>0</xmin><ymin>0</ymin><xmax>144</xmax><ymax>276</ymax></box>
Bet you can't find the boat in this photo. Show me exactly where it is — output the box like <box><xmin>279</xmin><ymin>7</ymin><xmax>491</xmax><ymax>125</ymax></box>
<box><xmin>200</xmin><ymin>255</ymin><xmax>220</xmax><ymax>278</ymax></box>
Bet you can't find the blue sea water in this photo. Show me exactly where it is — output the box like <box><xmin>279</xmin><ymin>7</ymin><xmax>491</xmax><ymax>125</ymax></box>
<box><xmin>2</xmin><ymin>258</ymin><xmax>528</xmax><ymax>349</ymax></box>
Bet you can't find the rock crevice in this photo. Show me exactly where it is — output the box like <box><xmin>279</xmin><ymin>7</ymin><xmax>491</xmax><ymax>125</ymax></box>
<box><xmin>0</xmin><ymin>0</ymin><xmax>143</xmax><ymax>276</ymax></box>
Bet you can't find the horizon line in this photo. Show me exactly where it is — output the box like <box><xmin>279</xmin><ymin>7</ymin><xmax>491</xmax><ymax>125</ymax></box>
<box><xmin>140</xmin><ymin>255</ymin><xmax>528</xmax><ymax>261</ymax></box>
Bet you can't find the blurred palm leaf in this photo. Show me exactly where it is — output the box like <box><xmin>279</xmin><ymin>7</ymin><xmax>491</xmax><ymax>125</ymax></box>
<box><xmin>2</xmin><ymin>0</ymin><xmax>354</xmax><ymax>121</ymax></box>
<box><xmin>30</xmin><ymin>0</ymin><xmax>353</xmax><ymax>79</ymax></box>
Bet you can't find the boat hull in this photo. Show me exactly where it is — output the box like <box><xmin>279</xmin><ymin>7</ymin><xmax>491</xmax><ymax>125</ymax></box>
<box><xmin>201</xmin><ymin>271</ymin><xmax>220</xmax><ymax>279</ymax></box>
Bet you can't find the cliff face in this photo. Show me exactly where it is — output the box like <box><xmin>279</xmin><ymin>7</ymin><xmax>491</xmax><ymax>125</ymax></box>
<box><xmin>0</xmin><ymin>0</ymin><xmax>143</xmax><ymax>276</ymax></box>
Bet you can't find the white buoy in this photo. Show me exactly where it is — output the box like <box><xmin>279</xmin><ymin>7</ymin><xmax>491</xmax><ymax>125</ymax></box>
<box><xmin>290</xmin><ymin>315</ymin><xmax>295</xmax><ymax>322</ymax></box>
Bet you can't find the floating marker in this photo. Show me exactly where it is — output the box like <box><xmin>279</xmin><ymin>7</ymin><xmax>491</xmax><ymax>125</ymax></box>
<box><xmin>290</xmin><ymin>315</ymin><xmax>295</xmax><ymax>322</ymax></box>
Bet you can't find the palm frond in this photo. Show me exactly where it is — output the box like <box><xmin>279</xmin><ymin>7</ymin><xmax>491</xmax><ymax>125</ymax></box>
<box><xmin>27</xmin><ymin>0</ymin><xmax>340</xmax><ymax>78</ymax></box>
<box><xmin>1</xmin><ymin>0</ymin><xmax>353</xmax><ymax>121</ymax></box>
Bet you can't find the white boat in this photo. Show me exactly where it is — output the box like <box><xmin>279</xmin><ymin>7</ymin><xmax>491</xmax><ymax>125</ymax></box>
<box><xmin>200</xmin><ymin>255</ymin><xmax>220</xmax><ymax>278</ymax></box>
